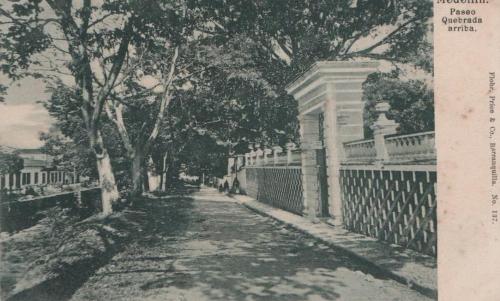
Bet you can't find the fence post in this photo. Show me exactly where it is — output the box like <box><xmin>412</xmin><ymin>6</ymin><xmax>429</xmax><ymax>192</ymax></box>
<box><xmin>272</xmin><ymin>146</ymin><xmax>283</xmax><ymax>166</ymax></box>
<box><xmin>244</xmin><ymin>153</ymin><xmax>250</xmax><ymax>166</ymax></box>
<box><xmin>237</xmin><ymin>155</ymin><xmax>245</xmax><ymax>169</ymax></box>
<box><xmin>370</xmin><ymin>102</ymin><xmax>399</xmax><ymax>167</ymax></box>
<box><xmin>264</xmin><ymin>148</ymin><xmax>272</xmax><ymax>165</ymax></box>
<box><xmin>249</xmin><ymin>150</ymin><xmax>256</xmax><ymax>166</ymax></box>
<box><xmin>254</xmin><ymin>144</ymin><xmax>262</xmax><ymax>166</ymax></box>
<box><xmin>286</xmin><ymin>142</ymin><xmax>296</xmax><ymax>165</ymax></box>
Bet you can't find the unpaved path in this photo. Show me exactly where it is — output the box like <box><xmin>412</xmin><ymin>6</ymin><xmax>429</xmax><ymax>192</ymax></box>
<box><xmin>71</xmin><ymin>190</ymin><xmax>431</xmax><ymax>301</ymax></box>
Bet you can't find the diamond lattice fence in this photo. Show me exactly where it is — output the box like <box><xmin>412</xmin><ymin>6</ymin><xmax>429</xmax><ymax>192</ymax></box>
<box><xmin>340</xmin><ymin>168</ymin><xmax>437</xmax><ymax>256</ymax></box>
<box><xmin>245</xmin><ymin>167</ymin><xmax>304</xmax><ymax>215</ymax></box>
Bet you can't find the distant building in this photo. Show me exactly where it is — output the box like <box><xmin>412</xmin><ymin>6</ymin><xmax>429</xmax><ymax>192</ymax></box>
<box><xmin>0</xmin><ymin>147</ymin><xmax>79</xmax><ymax>191</ymax></box>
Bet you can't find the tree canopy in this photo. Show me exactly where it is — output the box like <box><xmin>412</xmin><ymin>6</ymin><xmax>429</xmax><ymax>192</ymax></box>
<box><xmin>1</xmin><ymin>0</ymin><xmax>434</xmax><ymax>199</ymax></box>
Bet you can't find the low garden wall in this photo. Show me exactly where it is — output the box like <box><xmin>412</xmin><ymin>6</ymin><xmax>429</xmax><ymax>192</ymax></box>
<box><xmin>0</xmin><ymin>187</ymin><xmax>101</xmax><ymax>233</ymax></box>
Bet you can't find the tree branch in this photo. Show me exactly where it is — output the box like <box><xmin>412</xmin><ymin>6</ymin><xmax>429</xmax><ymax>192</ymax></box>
<box><xmin>145</xmin><ymin>46</ymin><xmax>179</xmax><ymax>148</ymax></box>
<box><xmin>91</xmin><ymin>20</ymin><xmax>134</xmax><ymax>128</ymax></box>
<box><xmin>344</xmin><ymin>16</ymin><xmax>424</xmax><ymax>58</ymax></box>
<box><xmin>88</xmin><ymin>12</ymin><xmax>119</xmax><ymax>28</ymax></box>
<box><xmin>105</xmin><ymin>99</ymin><xmax>134</xmax><ymax>154</ymax></box>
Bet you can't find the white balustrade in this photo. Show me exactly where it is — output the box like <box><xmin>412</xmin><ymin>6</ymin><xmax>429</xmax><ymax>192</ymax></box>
<box><xmin>272</xmin><ymin>146</ymin><xmax>283</xmax><ymax>166</ymax></box>
<box><xmin>385</xmin><ymin>131</ymin><xmax>436</xmax><ymax>162</ymax></box>
<box><xmin>289</xmin><ymin>149</ymin><xmax>302</xmax><ymax>165</ymax></box>
<box><xmin>286</xmin><ymin>142</ymin><xmax>297</xmax><ymax>165</ymax></box>
<box><xmin>343</xmin><ymin>139</ymin><xmax>377</xmax><ymax>162</ymax></box>
<box><xmin>342</xmin><ymin>131</ymin><xmax>436</xmax><ymax>164</ymax></box>
<box><xmin>264</xmin><ymin>148</ymin><xmax>272</xmax><ymax>164</ymax></box>
<box><xmin>255</xmin><ymin>148</ymin><xmax>264</xmax><ymax>165</ymax></box>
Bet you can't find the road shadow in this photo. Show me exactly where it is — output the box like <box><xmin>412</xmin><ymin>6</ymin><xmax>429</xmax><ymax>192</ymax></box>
<box><xmin>71</xmin><ymin>195</ymin><xmax>429</xmax><ymax>301</ymax></box>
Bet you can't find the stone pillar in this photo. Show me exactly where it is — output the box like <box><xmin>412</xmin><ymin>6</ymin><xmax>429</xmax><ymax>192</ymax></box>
<box><xmin>264</xmin><ymin>148</ymin><xmax>272</xmax><ymax>165</ymax></box>
<box><xmin>286</xmin><ymin>61</ymin><xmax>379</xmax><ymax>224</ymax></box>
<box><xmin>236</xmin><ymin>155</ymin><xmax>245</xmax><ymax>169</ymax></box>
<box><xmin>298</xmin><ymin>115</ymin><xmax>323</xmax><ymax>218</ymax></box>
<box><xmin>272</xmin><ymin>146</ymin><xmax>283</xmax><ymax>165</ymax></box>
<box><xmin>255</xmin><ymin>146</ymin><xmax>264</xmax><ymax>166</ymax></box>
<box><xmin>249</xmin><ymin>150</ymin><xmax>256</xmax><ymax>166</ymax></box>
<box><xmin>285</xmin><ymin>142</ymin><xmax>296</xmax><ymax>165</ymax></box>
<box><xmin>371</xmin><ymin>102</ymin><xmax>399</xmax><ymax>167</ymax></box>
<box><xmin>5</xmin><ymin>173</ymin><xmax>10</xmax><ymax>189</ymax></box>
<box><xmin>245</xmin><ymin>153</ymin><xmax>250</xmax><ymax>166</ymax></box>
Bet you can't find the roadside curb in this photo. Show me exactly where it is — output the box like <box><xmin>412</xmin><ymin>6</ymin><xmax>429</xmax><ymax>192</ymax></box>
<box><xmin>227</xmin><ymin>193</ymin><xmax>437</xmax><ymax>300</ymax></box>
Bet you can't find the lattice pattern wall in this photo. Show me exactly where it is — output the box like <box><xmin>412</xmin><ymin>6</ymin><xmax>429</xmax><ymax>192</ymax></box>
<box><xmin>340</xmin><ymin>168</ymin><xmax>437</xmax><ymax>256</ymax></box>
<box><xmin>245</xmin><ymin>167</ymin><xmax>304</xmax><ymax>215</ymax></box>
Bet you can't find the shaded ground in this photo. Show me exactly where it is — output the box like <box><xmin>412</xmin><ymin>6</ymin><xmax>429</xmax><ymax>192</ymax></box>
<box><xmin>1</xmin><ymin>205</ymin><xmax>145</xmax><ymax>301</ymax></box>
<box><xmin>0</xmin><ymin>207</ymin><xmax>83</xmax><ymax>299</ymax></box>
<box><xmin>71</xmin><ymin>189</ymin><xmax>430</xmax><ymax>301</ymax></box>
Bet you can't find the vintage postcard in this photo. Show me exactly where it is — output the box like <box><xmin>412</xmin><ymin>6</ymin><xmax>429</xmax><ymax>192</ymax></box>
<box><xmin>0</xmin><ymin>0</ymin><xmax>498</xmax><ymax>300</ymax></box>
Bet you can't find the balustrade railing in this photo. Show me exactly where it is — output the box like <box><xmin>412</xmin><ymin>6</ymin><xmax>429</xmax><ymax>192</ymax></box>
<box><xmin>241</xmin><ymin>131</ymin><xmax>435</xmax><ymax>167</ymax></box>
<box><xmin>243</xmin><ymin>144</ymin><xmax>302</xmax><ymax>167</ymax></box>
<box><xmin>343</xmin><ymin>139</ymin><xmax>376</xmax><ymax>163</ymax></box>
<box><xmin>274</xmin><ymin>153</ymin><xmax>288</xmax><ymax>166</ymax></box>
<box><xmin>385</xmin><ymin>131</ymin><xmax>436</xmax><ymax>162</ymax></box>
<box><xmin>343</xmin><ymin>131</ymin><xmax>436</xmax><ymax>165</ymax></box>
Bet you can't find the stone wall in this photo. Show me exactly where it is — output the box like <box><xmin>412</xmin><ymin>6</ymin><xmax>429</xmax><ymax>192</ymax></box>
<box><xmin>1</xmin><ymin>187</ymin><xmax>101</xmax><ymax>232</ymax></box>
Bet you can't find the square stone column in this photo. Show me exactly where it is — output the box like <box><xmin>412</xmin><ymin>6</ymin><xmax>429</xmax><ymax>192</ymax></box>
<box><xmin>299</xmin><ymin>114</ymin><xmax>323</xmax><ymax>218</ymax></box>
<box><xmin>286</xmin><ymin>61</ymin><xmax>379</xmax><ymax>225</ymax></box>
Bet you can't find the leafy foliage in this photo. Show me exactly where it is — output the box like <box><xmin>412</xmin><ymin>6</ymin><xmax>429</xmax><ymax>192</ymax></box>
<box><xmin>39</xmin><ymin>127</ymin><xmax>97</xmax><ymax>178</ymax></box>
<box><xmin>0</xmin><ymin>151</ymin><xmax>23</xmax><ymax>175</ymax></box>
<box><xmin>1</xmin><ymin>0</ymin><xmax>435</xmax><ymax>190</ymax></box>
<box><xmin>363</xmin><ymin>72</ymin><xmax>434</xmax><ymax>137</ymax></box>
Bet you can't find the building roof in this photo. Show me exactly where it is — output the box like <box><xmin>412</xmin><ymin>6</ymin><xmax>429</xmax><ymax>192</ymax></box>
<box><xmin>17</xmin><ymin>148</ymin><xmax>44</xmax><ymax>155</ymax></box>
<box><xmin>23</xmin><ymin>158</ymin><xmax>49</xmax><ymax>168</ymax></box>
<box><xmin>0</xmin><ymin>145</ymin><xmax>17</xmax><ymax>154</ymax></box>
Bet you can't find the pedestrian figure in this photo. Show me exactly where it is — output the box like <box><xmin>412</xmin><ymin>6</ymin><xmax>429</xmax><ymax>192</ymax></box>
<box><xmin>223</xmin><ymin>180</ymin><xmax>229</xmax><ymax>193</ymax></box>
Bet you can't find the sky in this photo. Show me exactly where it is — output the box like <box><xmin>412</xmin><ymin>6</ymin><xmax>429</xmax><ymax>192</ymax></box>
<box><xmin>0</xmin><ymin>76</ymin><xmax>53</xmax><ymax>149</ymax></box>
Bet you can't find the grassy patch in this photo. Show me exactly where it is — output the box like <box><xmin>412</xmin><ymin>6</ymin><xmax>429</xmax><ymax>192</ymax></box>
<box><xmin>0</xmin><ymin>202</ymin><xmax>149</xmax><ymax>301</ymax></box>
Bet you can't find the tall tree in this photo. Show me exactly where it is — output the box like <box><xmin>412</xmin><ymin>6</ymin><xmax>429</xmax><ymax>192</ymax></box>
<box><xmin>103</xmin><ymin>45</ymin><xmax>181</xmax><ymax>196</ymax></box>
<box><xmin>190</xmin><ymin>0</ymin><xmax>433</xmax><ymax>144</ymax></box>
<box><xmin>194</xmin><ymin>0</ymin><xmax>432</xmax><ymax>80</ymax></box>
<box><xmin>0</xmin><ymin>0</ymin><xmax>190</xmax><ymax>213</ymax></box>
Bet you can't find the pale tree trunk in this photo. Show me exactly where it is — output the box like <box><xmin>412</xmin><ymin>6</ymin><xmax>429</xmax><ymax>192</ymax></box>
<box><xmin>104</xmin><ymin>47</ymin><xmax>179</xmax><ymax>196</ymax></box>
<box><xmin>92</xmin><ymin>131</ymin><xmax>119</xmax><ymax>215</ymax></box>
<box><xmin>143</xmin><ymin>163</ymin><xmax>150</xmax><ymax>192</ymax></box>
<box><xmin>96</xmin><ymin>151</ymin><xmax>120</xmax><ymax>214</ymax></box>
<box><xmin>44</xmin><ymin>0</ymin><xmax>133</xmax><ymax>215</ymax></box>
<box><xmin>131</xmin><ymin>149</ymin><xmax>144</xmax><ymax>197</ymax></box>
<box><xmin>161</xmin><ymin>152</ymin><xmax>168</xmax><ymax>191</ymax></box>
